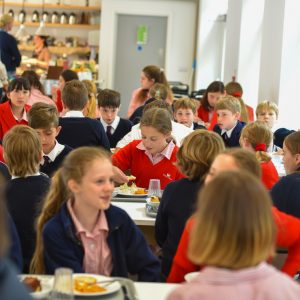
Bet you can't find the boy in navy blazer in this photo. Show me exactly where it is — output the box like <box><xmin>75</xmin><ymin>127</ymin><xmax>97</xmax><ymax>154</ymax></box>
<box><xmin>213</xmin><ymin>95</ymin><xmax>246</xmax><ymax>147</ymax></box>
<box><xmin>97</xmin><ymin>89</ymin><xmax>133</xmax><ymax>148</ymax></box>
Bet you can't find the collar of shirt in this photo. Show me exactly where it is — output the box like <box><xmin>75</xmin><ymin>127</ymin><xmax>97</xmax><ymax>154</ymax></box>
<box><xmin>100</xmin><ymin>116</ymin><xmax>120</xmax><ymax>133</ymax></box>
<box><xmin>42</xmin><ymin>141</ymin><xmax>65</xmax><ymax>163</ymax></box>
<box><xmin>63</xmin><ymin>110</ymin><xmax>84</xmax><ymax>118</ymax></box>
<box><xmin>67</xmin><ymin>200</ymin><xmax>109</xmax><ymax>237</ymax></box>
<box><xmin>11</xmin><ymin>172</ymin><xmax>41</xmax><ymax>180</ymax></box>
<box><xmin>221</xmin><ymin>121</ymin><xmax>238</xmax><ymax>138</ymax></box>
<box><xmin>136</xmin><ymin>140</ymin><xmax>175</xmax><ymax>164</ymax></box>
<box><xmin>11</xmin><ymin>106</ymin><xmax>27</xmax><ymax>122</ymax></box>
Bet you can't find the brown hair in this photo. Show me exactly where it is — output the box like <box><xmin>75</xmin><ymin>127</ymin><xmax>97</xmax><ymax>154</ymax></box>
<box><xmin>256</xmin><ymin>101</ymin><xmax>279</xmax><ymax>118</ymax></box>
<box><xmin>142</xmin><ymin>99</ymin><xmax>173</xmax><ymax>119</ymax></box>
<box><xmin>200</xmin><ymin>81</ymin><xmax>225</xmax><ymax>110</ymax></box>
<box><xmin>140</xmin><ymin>107</ymin><xmax>172</xmax><ymax>136</ymax></box>
<box><xmin>177</xmin><ymin>130</ymin><xmax>225</xmax><ymax>181</ymax></box>
<box><xmin>240</xmin><ymin>121</ymin><xmax>272</xmax><ymax>162</ymax></box>
<box><xmin>3</xmin><ymin>125</ymin><xmax>42</xmax><ymax>177</ymax></box>
<box><xmin>97</xmin><ymin>89</ymin><xmax>121</xmax><ymax>108</ymax></box>
<box><xmin>215</xmin><ymin>95</ymin><xmax>241</xmax><ymax>114</ymax></box>
<box><xmin>136</xmin><ymin>65</ymin><xmax>173</xmax><ymax>104</ymax></box>
<box><xmin>62</xmin><ymin>80</ymin><xmax>88</xmax><ymax>110</ymax></box>
<box><xmin>221</xmin><ymin>148</ymin><xmax>262</xmax><ymax>179</ymax></box>
<box><xmin>173</xmin><ymin>98</ymin><xmax>198</xmax><ymax>114</ymax></box>
<box><xmin>30</xmin><ymin>147</ymin><xmax>111</xmax><ymax>274</ymax></box>
<box><xmin>189</xmin><ymin>171</ymin><xmax>275</xmax><ymax>269</ymax></box>
<box><xmin>28</xmin><ymin>102</ymin><xmax>59</xmax><ymax>129</ymax></box>
<box><xmin>149</xmin><ymin>83</ymin><xmax>168</xmax><ymax>101</ymax></box>
<box><xmin>22</xmin><ymin>70</ymin><xmax>45</xmax><ymax>94</ymax></box>
<box><xmin>82</xmin><ymin>80</ymin><xmax>97</xmax><ymax>118</ymax></box>
<box><xmin>284</xmin><ymin>131</ymin><xmax>300</xmax><ymax>155</ymax></box>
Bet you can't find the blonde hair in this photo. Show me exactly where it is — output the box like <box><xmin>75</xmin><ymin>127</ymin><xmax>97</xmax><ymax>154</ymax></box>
<box><xmin>82</xmin><ymin>80</ymin><xmax>97</xmax><ymax>118</ymax></box>
<box><xmin>189</xmin><ymin>170</ymin><xmax>275</xmax><ymax>269</ymax></box>
<box><xmin>30</xmin><ymin>147</ymin><xmax>111</xmax><ymax>274</ymax></box>
<box><xmin>149</xmin><ymin>83</ymin><xmax>168</xmax><ymax>101</ymax></box>
<box><xmin>240</xmin><ymin>121</ymin><xmax>272</xmax><ymax>162</ymax></box>
<box><xmin>0</xmin><ymin>14</ymin><xmax>13</xmax><ymax>29</ymax></box>
<box><xmin>177</xmin><ymin>130</ymin><xmax>225</xmax><ymax>180</ymax></box>
<box><xmin>3</xmin><ymin>125</ymin><xmax>41</xmax><ymax>177</ymax></box>
<box><xmin>215</xmin><ymin>95</ymin><xmax>241</xmax><ymax>114</ymax></box>
<box><xmin>256</xmin><ymin>101</ymin><xmax>279</xmax><ymax>118</ymax></box>
<box><xmin>140</xmin><ymin>107</ymin><xmax>172</xmax><ymax>136</ymax></box>
<box><xmin>173</xmin><ymin>98</ymin><xmax>198</xmax><ymax>114</ymax></box>
<box><xmin>225</xmin><ymin>82</ymin><xmax>249</xmax><ymax>123</ymax></box>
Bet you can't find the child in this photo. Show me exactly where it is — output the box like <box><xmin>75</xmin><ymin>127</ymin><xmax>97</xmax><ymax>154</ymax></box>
<box><xmin>155</xmin><ymin>130</ymin><xmax>224</xmax><ymax>278</ymax></box>
<box><xmin>256</xmin><ymin>100</ymin><xmax>279</xmax><ymax>151</ymax></box>
<box><xmin>129</xmin><ymin>83</ymin><xmax>168</xmax><ymax>125</ymax></box>
<box><xmin>3</xmin><ymin>125</ymin><xmax>50</xmax><ymax>272</ymax></box>
<box><xmin>30</xmin><ymin>147</ymin><xmax>160</xmax><ymax>281</ymax></box>
<box><xmin>0</xmin><ymin>78</ymin><xmax>31</xmax><ymax>140</ymax></box>
<box><xmin>173</xmin><ymin>98</ymin><xmax>206</xmax><ymax>130</ymax></box>
<box><xmin>240</xmin><ymin>121</ymin><xmax>279</xmax><ymax>189</ymax></box>
<box><xmin>82</xmin><ymin>79</ymin><xmax>98</xmax><ymax>119</ymax></box>
<box><xmin>113</xmin><ymin>107</ymin><xmax>184</xmax><ymax>189</ymax></box>
<box><xmin>213</xmin><ymin>95</ymin><xmax>246</xmax><ymax>147</ymax></box>
<box><xmin>52</xmin><ymin>69</ymin><xmax>78</xmax><ymax>113</ymax></box>
<box><xmin>225</xmin><ymin>81</ymin><xmax>254</xmax><ymax>122</ymax></box>
<box><xmin>271</xmin><ymin>131</ymin><xmax>300</xmax><ymax>218</ymax></box>
<box><xmin>167</xmin><ymin>171</ymin><xmax>300</xmax><ymax>300</ymax></box>
<box><xmin>197</xmin><ymin>81</ymin><xmax>225</xmax><ymax>128</ymax></box>
<box><xmin>168</xmin><ymin>149</ymin><xmax>300</xmax><ymax>283</ymax></box>
<box><xmin>21</xmin><ymin>70</ymin><xmax>54</xmax><ymax>106</ymax></box>
<box><xmin>97</xmin><ymin>89</ymin><xmax>133</xmax><ymax>148</ymax></box>
<box><xmin>28</xmin><ymin>102</ymin><xmax>73</xmax><ymax>177</ymax></box>
<box><xmin>57</xmin><ymin>80</ymin><xmax>110</xmax><ymax>150</ymax></box>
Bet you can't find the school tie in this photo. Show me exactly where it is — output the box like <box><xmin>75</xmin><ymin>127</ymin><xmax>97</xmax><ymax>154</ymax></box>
<box><xmin>222</xmin><ymin>132</ymin><xmax>229</xmax><ymax>144</ymax></box>
<box><xmin>106</xmin><ymin>125</ymin><xmax>113</xmax><ymax>136</ymax></box>
<box><xmin>43</xmin><ymin>155</ymin><xmax>51</xmax><ymax>166</ymax></box>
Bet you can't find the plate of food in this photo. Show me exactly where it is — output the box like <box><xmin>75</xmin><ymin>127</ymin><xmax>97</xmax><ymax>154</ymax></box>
<box><xmin>116</xmin><ymin>182</ymin><xmax>148</xmax><ymax>198</ymax></box>
<box><xmin>20</xmin><ymin>275</ymin><xmax>54</xmax><ymax>299</ymax></box>
<box><xmin>73</xmin><ymin>274</ymin><xmax>121</xmax><ymax>296</ymax></box>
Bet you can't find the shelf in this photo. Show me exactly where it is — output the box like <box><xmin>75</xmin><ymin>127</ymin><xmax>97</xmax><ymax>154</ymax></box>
<box><xmin>5</xmin><ymin>2</ymin><xmax>101</xmax><ymax>11</ymax></box>
<box><xmin>19</xmin><ymin>44</ymin><xmax>95</xmax><ymax>55</ymax></box>
<box><xmin>14</xmin><ymin>21</ymin><xmax>100</xmax><ymax>29</ymax></box>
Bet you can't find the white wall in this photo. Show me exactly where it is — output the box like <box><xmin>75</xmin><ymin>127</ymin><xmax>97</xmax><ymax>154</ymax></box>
<box><xmin>99</xmin><ymin>0</ymin><xmax>197</xmax><ymax>89</ymax></box>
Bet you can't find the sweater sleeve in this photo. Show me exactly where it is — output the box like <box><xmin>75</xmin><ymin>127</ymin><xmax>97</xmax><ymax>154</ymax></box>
<box><xmin>9</xmin><ymin>35</ymin><xmax>21</xmax><ymax>67</ymax></box>
<box><xmin>112</xmin><ymin>142</ymin><xmax>134</xmax><ymax>171</ymax></box>
<box><xmin>167</xmin><ymin>217</ymin><xmax>199</xmax><ymax>283</ymax></box>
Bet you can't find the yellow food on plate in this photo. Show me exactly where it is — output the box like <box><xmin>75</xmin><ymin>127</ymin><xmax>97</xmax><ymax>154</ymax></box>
<box><xmin>134</xmin><ymin>188</ymin><xmax>147</xmax><ymax>195</ymax></box>
<box><xmin>150</xmin><ymin>196</ymin><xmax>160</xmax><ymax>203</ymax></box>
<box><xmin>74</xmin><ymin>276</ymin><xmax>107</xmax><ymax>293</ymax></box>
<box><xmin>127</xmin><ymin>175</ymin><xmax>136</xmax><ymax>181</ymax></box>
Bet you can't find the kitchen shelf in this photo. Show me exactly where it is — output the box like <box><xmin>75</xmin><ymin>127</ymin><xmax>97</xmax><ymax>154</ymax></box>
<box><xmin>5</xmin><ymin>2</ymin><xmax>101</xmax><ymax>11</ymax></box>
<box><xmin>14</xmin><ymin>21</ymin><xmax>100</xmax><ymax>29</ymax></box>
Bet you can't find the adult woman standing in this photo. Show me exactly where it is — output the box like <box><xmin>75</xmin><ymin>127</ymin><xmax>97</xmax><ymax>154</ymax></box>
<box><xmin>127</xmin><ymin>65</ymin><xmax>173</xmax><ymax>118</ymax></box>
<box><xmin>0</xmin><ymin>14</ymin><xmax>21</xmax><ymax>79</ymax></box>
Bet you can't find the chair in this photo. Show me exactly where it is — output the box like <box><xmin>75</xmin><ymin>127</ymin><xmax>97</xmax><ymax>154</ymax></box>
<box><xmin>168</xmin><ymin>81</ymin><xmax>189</xmax><ymax>99</ymax></box>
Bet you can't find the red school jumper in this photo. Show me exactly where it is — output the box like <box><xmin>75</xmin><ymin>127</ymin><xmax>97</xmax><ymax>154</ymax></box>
<box><xmin>112</xmin><ymin>140</ymin><xmax>184</xmax><ymax>189</ymax></box>
<box><xmin>0</xmin><ymin>101</ymin><xmax>30</xmax><ymax>140</ymax></box>
<box><xmin>261</xmin><ymin>160</ymin><xmax>279</xmax><ymax>190</ymax></box>
<box><xmin>167</xmin><ymin>206</ymin><xmax>300</xmax><ymax>283</ymax></box>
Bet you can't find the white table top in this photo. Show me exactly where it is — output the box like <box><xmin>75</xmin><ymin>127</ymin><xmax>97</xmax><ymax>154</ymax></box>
<box><xmin>112</xmin><ymin>201</ymin><xmax>155</xmax><ymax>226</ymax></box>
<box><xmin>135</xmin><ymin>282</ymin><xmax>179</xmax><ymax>300</ymax></box>
<box><xmin>271</xmin><ymin>153</ymin><xmax>286</xmax><ymax>177</ymax></box>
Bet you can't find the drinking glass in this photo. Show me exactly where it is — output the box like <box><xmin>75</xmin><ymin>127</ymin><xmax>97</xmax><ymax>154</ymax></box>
<box><xmin>50</xmin><ymin>268</ymin><xmax>74</xmax><ymax>300</ymax></box>
<box><xmin>148</xmin><ymin>179</ymin><xmax>161</xmax><ymax>197</ymax></box>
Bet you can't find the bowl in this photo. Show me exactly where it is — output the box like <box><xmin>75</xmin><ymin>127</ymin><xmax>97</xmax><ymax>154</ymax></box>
<box><xmin>145</xmin><ymin>197</ymin><xmax>160</xmax><ymax>213</ymax></box>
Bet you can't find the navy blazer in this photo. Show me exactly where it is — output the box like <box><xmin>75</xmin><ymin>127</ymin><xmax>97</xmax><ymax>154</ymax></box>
<box><xmin>213</xmin><ymin>121</ymin><xmax>246</xmax><ymax>147</ymax></box>
<box><xmin>43</xmin><ymin>203</ymin><xmax>160</xmax><ymax>282</ymax></box>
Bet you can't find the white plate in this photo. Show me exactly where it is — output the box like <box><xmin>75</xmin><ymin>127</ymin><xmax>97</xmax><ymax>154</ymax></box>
<box><xmin>73</xmin><ymin>274</ymin><xmax>121</xmax><ymax>297</ymax></box>
<box><xmin>184</xmin><ymin>272</ymin><xmax>200</xmax><ymax>282</ymax></box>
<box><xmin>115</xmin><ymin>187</ymin><xmax>148</xmax><ymax>198</ymax></box>
<box><xmin>19</xmin><ymin>275</ymin><xmax>54</xmax><ymax>299</ymax></box>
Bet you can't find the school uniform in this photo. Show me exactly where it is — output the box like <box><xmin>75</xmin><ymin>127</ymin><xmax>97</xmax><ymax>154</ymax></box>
<box><xmin>197</xmin><ymin>105</ymin><xmax>212</xmax><ymax>123</ymax></box>
<box><xmin>129</xmin><ymin>98</ymin><xmax>155</xmax><ymax>125</ymax></box>
<box><xmin>43</xmin><ymin>203</ymin><xmax>161</xmax><ymax>282</ymax></box>
<box><xmin>167</xmin><ymin>206</ymin><xmax>300</xmax><ymax>283</ymax></box>
<box><xmin>274</xmin><ymin>128</ymin><xmax>296</xmax><ymax>149</ymax></box>
<box><xmin>100</xmin><ymin>116</ymin><xmax>133</xmax><ymax>148</ymax></box>
<box><xmin>40</xmin><ymin>141</ymin><xmax>73</xmax><ymax>177</ymax></box>
<box><xmin>155</xmin><ymin>178</ymin><xmax>202</xmax><ymax>277</ymax></box>
<box><xmin>167</xmin><ymin>262</ymin><xmax>300</xmax><ymax>300</ymax></box>
<box><xmin>213</xmin><ymin>121</ymin><xmax>246</xmax><ymax>147</ymax></box>
<box><xmin>0</xmin><ymin>162</ymin><xmax>11</xmax><ymax>181</ymax></box>
<box><xmin>0</xmin><ymin>101</ymin><xmax>31</xmax><ymax>140</ymax></box>
<box><xmin>57</xmin><ymin>111</ymin><xmax>110</xmax><ymax>150</ymax></box>
<box><xmin>192</xmin><ymin>123</ymin><xmax>206</xmax><ymax>130</ymax></box>
<box><xmin>116</xmin><ymin>121</ymin><xmax>193</xmax><ymax>148</ymax></box>
<box><xmin>271</xmin><ymin>170</ymin><xmax>300</xmax><ymax>218</ymax></box>
<box><xmin>112</xmin><ymin>140</ymin><xmax>184</xmax><ymax>189</ymax></box>
<box><xmin>261</xmin><ymin>160</ymin><xmax>279</xmax><ymax>190</ymax></box>
<box><xmin>6</xmin><ymin>173</ymin><xmax>50</xmax><ymax>272</ymax></box>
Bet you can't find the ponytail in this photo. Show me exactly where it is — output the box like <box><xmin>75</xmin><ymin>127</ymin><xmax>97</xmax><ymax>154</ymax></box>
<box><xmin>30</xmin><ymin>169</ymin><xmax>69</xmax><ymax>274</ymax></box>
